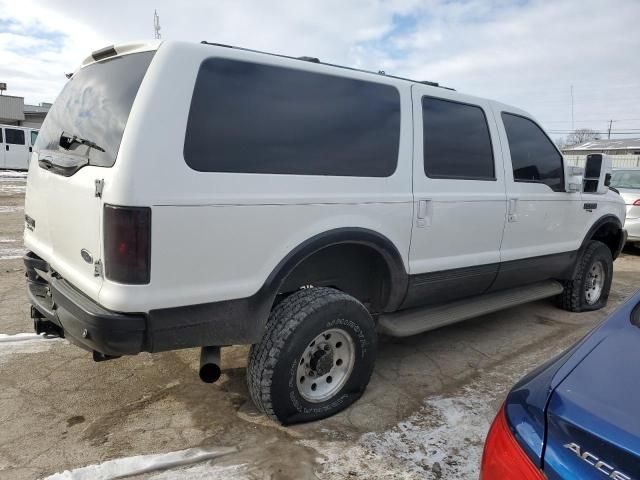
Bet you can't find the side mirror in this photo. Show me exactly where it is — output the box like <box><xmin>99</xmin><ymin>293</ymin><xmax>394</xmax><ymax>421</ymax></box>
<box><xmin>583</xmin><ymin>154</ymin><xmax>612</xmax><ymax>195</ymax></box>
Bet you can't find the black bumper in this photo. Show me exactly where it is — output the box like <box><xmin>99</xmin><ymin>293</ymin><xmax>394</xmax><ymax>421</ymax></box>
<box><xmin>24</xmin><ymin>251</ymin><xmax>266</xmax><ymax>357</ymax></box>
<box><xmin>25</xmin><ymin>252</ymin><xmax>147</xmax><ymax>356</ymax></box>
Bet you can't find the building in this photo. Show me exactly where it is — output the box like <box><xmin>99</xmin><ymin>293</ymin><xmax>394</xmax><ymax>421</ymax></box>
<box><xmin>562</xmin><ymin>138</ymin><xmax>640</xmax><ymax>156</ymax></box>
<box><xmin>0</xmin><ymin>94</ymin><xmax>51</xmax><ymax>128</ymax></box>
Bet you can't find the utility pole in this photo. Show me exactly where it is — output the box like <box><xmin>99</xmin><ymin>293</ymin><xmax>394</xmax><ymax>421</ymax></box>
<box><xmin>608</xmin><ymin>120</ymin><xmax>613</xmax><ymax>139</ymax></box>
<box><xmin>570</xmin><ymin>85</ymin><xmax>574</xmax><ymax>131</ymax></box>
<box><xmin>154</xmin><ymin>10</ymin><xmax>161</xmax><ymax>39</ymax></box>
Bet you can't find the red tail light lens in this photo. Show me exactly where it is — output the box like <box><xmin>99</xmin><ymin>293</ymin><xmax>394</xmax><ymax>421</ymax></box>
<box><xmin>633</xmin><ymin>199</ymin><xmax>640</xmax><ymax>206</ymax></box>
<box><xmin>480</xmin><ymin>405</ymin><xmax>546</xmax><ymax>480</ymax></box>
<box><xmin>104</xmin><ymin>205</ymin><xmax>151</xmax><ymax>284</ymax></box>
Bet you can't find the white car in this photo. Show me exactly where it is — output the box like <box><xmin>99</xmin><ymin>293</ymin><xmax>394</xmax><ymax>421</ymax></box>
<box><xmin>610</xmin><ymin>168</ymin><xmax>640</xmax><ymax>244</ymax></box>
<box><xmin>1</xmin><ymin>124</ymin><xmax>38</xmax><ymax>170</ymax></box>
<box><xmin>24</xmin><ymin>41</ymin><xmax>626</xmax><ymax>424</ymax></box>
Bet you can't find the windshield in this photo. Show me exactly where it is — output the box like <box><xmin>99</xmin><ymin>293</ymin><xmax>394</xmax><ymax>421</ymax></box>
<box><xmin>35</xmin><ymin>51</ymin><xmax>154</xmax><ymax>167</ymax></box>
<box><xmin>610</xmin><ymin>170</ymin><xmax>640</xmax><ymax>189</ymax></box>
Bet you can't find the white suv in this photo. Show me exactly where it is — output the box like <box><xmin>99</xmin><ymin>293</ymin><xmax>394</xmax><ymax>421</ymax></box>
<box><xmin>24</xmin><ymin>41</ymin><xmax>626</xmax><ymax>424</ymax></box>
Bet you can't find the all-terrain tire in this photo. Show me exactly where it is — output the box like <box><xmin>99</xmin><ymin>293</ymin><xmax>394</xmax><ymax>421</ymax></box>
<box><xmin>247</xmin><ymin>287</ymin><xmax>377</xmax><ymax>425</ymax></box>
<box><xmin>558</xmin><ymin>240</ymin><xmax>613</xmax><ymax>312</ymax></box>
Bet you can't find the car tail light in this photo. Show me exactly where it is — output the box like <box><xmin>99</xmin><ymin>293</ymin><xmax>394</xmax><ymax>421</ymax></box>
<box><xmin>104</xmin><ymin>205</ymin><xmax>151</xmax><ymax>284</ymax></box>
<box><xmin>633</xmin><ymin>199</ymin><xmax>640</xmax><ymax>206</ymax></box>
<box><xmin>480</xmin><ymin>405</ymin><xmax>546</xmax><ymax>480</ymax></box>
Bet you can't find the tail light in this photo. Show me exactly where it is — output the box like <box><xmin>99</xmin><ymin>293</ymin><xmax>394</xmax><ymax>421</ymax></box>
<box><xmin>104</xmin><ymin>205</ymin><xmax>151</xmax><ymax>284</ymax></box>
<box><xmin>480</xmin><ymin>405</ymin><xmax>546</xmax><ymax>480</ymax></box>
<box><xmin>633</xmin><ymin>199</ymin><xmax>640</xmax><ymax>206</ymax></box>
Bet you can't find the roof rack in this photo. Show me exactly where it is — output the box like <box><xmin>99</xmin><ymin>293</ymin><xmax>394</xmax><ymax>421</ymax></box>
<box><xmin>200</xmin><ymin>40</ymin><xmax>454</xmax><ymax>91</ymax></box>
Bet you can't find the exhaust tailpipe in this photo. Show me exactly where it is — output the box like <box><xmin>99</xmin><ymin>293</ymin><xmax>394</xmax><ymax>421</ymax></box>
<box><xmin>199</xmin><ymin>346</ymin><xmax>222</xmax><ymax>383</ymax></box>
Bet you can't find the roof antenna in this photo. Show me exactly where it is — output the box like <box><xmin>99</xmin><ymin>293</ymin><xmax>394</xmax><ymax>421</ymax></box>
<box><xmin>153</xmin><ymin>10</ymin><xmax>161</xmax><ymax>39</ymax></box>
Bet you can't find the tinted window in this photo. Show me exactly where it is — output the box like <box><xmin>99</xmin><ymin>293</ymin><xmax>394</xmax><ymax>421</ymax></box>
<box><xmin>5</xmin><ymin>129</ymin><xmax>25</xmax><ymax>145</ymax></box>
<box><xmin>422</xmin><ymin>97</ymin><xmax>494</xmax><ymax>180</ymax></box>
<box><xmin>35</xmin><ymin>52</ymin><xmax>154</xmax><ymax>167</ymax></box>
<box><xmin>0</xmin><ymin>129</ymin><xmax>3</xmax><ymax>143</ymax></box>
<box><xmin>184</xmin><ymin>58</ymin><xmax>401</xmax><ymax>176</ymax></box>
<box><xmin>502</xmin><ymin>113</ymin><xmax>564</xmax><ymax>191</ymax></box>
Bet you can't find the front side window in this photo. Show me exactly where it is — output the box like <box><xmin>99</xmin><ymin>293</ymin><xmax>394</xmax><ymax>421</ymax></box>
<box><xmin>501</xmin><ymin>113</ymin><xmax>564</xmax><ymax>192</ymax></box>
<box><xmin>5</xmin><ymin>128</ymin><xmax>25</xmax><ymax>145</ymax></box>
<box><xmin>30</xmin><ymin>130</ymin><xmax>38</xmax><ymax>145</ymax></box>
<box><xmin>422</xmin><ymin>97</ymin><xmax>495</xmax><ymax>180</ymax></box>
<box><xmin>184</xmin><ymin>58</ymin><xmax>401</xmax><ymax>177</ymax></box>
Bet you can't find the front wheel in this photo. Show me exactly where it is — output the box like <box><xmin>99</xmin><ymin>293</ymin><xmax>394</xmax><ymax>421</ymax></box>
<box><xmin>558</xmin><ymin>240</ymin><xmax>613</xmax><ymax>312</ymax></box>
<box><xmin>247</xmin><ymin>287</ymin><xmax>377</xmax><ymax>425</ymax></box>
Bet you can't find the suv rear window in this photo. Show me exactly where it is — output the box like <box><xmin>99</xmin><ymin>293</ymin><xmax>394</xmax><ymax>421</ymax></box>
<box><xmin>35</xmin><ymin>51</ymin><xmax>154</xmax><ymax>167</ymax></box>
<box><xmin>184</xmin><ymin>58</ymin><xmax>401</xmax><ymax>177</ymax></box>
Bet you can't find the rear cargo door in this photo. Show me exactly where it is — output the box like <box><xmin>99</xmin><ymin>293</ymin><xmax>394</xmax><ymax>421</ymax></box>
<box><xmin>24</xmin><ymin>51</ymin><xmax>154</xmax><ymax>300</ymax></box>
<box><xmin>28</xmin><ymin>160</ymin><xmax>104</xmax><ymax>298</ymax></box>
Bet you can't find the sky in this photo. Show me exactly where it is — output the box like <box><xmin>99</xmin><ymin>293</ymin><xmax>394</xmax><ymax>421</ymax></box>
<box><xmin>1</xmin><ymin>0</ymin><xmax>639</xmax><ymax>140</ymax></box>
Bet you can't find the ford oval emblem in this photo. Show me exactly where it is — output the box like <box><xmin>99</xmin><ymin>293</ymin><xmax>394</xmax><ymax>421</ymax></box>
<box><xmin>80</xmin><ymin>249</ymin><xmax>93</xmax><ymax>264</ymax></box>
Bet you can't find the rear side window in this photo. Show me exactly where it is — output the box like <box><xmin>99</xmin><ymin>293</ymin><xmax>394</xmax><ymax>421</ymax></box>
<box><xmin>184</xmin><ymin>58</ymin><xmax>401</xmax><ymax>177</ymax></box>
<box><xmin>35</xmin><ymin>52</ymin><xmax>154</xmax><ymax>167</ymax></box>
<box><xmin>0</xmin><ymin>129</ymin><xmax>3</xmax><ymax>143</ymax></box>
<box><xmin>501</xmin><ymin>113</ymin><xmax>564</xmax><ymax>192</ymax></box>
<box><xmin>5</xmin><ymin>129</ymin><xmax>25</xmax><ymax>145</ymax></box>
<box><xmin>422</xmin><ymin>97</ymin><xmax>495</xmax><ymax>180</ymax></box>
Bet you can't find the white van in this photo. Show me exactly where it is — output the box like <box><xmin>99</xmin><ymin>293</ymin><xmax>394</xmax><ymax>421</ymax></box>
<box><xmin>0</xmin><ymin>124</ymin><xmax>38</xmax><ymax>170</ymax></box>
<box><xmin>24</xmin><ymin>41</ymin><xmax>626</xmax><ymax>424</ymax></box>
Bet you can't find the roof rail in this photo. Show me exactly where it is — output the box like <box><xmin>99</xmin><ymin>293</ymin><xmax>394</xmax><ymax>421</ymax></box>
<box><xmin>200</xmin><ymin>40</ymin><xmax>453</xmax><ymax>91</ymax></box>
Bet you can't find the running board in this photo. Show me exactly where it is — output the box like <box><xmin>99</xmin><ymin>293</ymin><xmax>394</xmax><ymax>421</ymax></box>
<box><xmin>378</xmin><ymin>280</ymin><xmax>564</xmax><ymax>337</ymax></box>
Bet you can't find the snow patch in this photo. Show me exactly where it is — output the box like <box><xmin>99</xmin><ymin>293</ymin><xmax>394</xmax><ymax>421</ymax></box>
<box><xmin>149</xmin><ymin>462</ymin><xmax>250</xmax><ymax>480</ymax></box>
<box><xmin>0</xmin><ymin>249</ymin><xmax>26</xmax><ymax>260</ymax></box>
<box><xmin>0</xmin><ymin>171</ymin><xmax>28</xmax><ymax>178</ymax></box>
<box><xmin>0</xmin><ymin>333</ymin><xmax>62</xmax><ymax>362</ymax></box>
<box><xmin>0</xmin><ymin>333</ymin><xmax>54</xmax><ymax>344</ymax></box>
<box><xmin>301</xmin><ymin>384</ymin><xmax>509</xmax><ymax>479</ymax></box>
<box><xmin>0</xmin><ymin>205</ymin><xmax>24</xmax><ymax>213</ymax></box>
<box><xmin>44</xmin><ymin>446</ymin><xmax>238</xmax><ymax>480</ymax></box>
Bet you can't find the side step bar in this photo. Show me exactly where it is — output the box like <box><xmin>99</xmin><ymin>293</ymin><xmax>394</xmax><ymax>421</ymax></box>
<box><xmin>378</xmin><ymin>280</ymin><xmax>564</xmax><ymax>337</ymax></box>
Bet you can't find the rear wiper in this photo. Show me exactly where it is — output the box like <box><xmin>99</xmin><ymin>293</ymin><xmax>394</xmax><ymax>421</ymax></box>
<box><xmin>59</xmin><ymin>131</ymin><xmax>105</xmax><ymax>153</ymax></box>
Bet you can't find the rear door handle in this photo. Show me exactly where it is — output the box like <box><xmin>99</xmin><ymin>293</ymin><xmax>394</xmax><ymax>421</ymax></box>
<box><xmin>508</xmin><ymin>198</ymin><xmax>518</xmax><ymax>222</ymax></box>
<box><xmin>416</xmin><ymin>199</ymin><xmax>432</xmax><ymax>227</ymax></box>
<box><xmin>5</xmin><ymin>145</ymin><xmax>8</xmax><ymax>151</ymax></box>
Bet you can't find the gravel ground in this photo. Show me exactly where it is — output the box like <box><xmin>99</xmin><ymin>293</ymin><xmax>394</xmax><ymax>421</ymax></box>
<box><xmin>0</xmin><ymin>171</ymin><xmax>638</xmax><ymax>479</ymax></box>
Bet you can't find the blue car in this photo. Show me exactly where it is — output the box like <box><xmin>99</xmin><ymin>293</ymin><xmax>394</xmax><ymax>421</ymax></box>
<box><xmin>481</xmin><ymin>290</ymin><xmax>640</xmax><ymax>480</ymax></box>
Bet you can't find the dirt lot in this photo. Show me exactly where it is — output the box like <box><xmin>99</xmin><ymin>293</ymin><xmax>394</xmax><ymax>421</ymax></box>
<box><xmin>1</xmin><ymin>171</ymin><xmax>639</xmax><ymax>479</ymax></box>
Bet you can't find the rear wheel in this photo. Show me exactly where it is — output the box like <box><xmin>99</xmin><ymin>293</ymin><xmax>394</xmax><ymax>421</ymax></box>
<box><xmin>247</xmin><ymin>287</ymin><xmax>377</xmax><ymax>425</ymax></box>
<box><xmin>558</xmin><ymin>240</ymin><xmax>613</xmax><ymax>312</ymax></box>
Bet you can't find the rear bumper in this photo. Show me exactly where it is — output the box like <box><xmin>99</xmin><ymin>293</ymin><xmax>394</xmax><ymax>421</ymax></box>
<box><xmin>24</xmin><ymin>251</ymin><xmax>266</xmax><ymax>357</ymax></box>
<box><xmin>25</xmin><ymin>252</ymin><xmax>147</xmax><ymax>356</ymax></box>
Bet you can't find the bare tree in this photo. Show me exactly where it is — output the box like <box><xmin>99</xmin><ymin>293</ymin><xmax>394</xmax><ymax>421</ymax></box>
<box><xmin>565</xmin><ymin>129</ymin><xmax>601</xmax><ymax>146</ymax></box>
<box><xmin>555</xmin><ymin>137</ymin><xmax>567</xmax><ymax>149</ymax></box>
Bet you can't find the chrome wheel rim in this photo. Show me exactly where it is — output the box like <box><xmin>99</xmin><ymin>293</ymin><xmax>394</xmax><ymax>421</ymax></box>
<box><xmin>296</xmin><ymin>328</ymin><xmax>355</xmax><ymax>403</ymax></box>
<box><xmin>585</xmin><ymin>261</ymin><xmax>605</xmax><ymax>305</ymax></box>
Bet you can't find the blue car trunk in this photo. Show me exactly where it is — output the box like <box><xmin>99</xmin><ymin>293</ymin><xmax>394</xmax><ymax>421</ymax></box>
<box><xmin>542</xmin><ymin>297</ymin><xmax>640</xmax><ymax>479</ymax></box>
